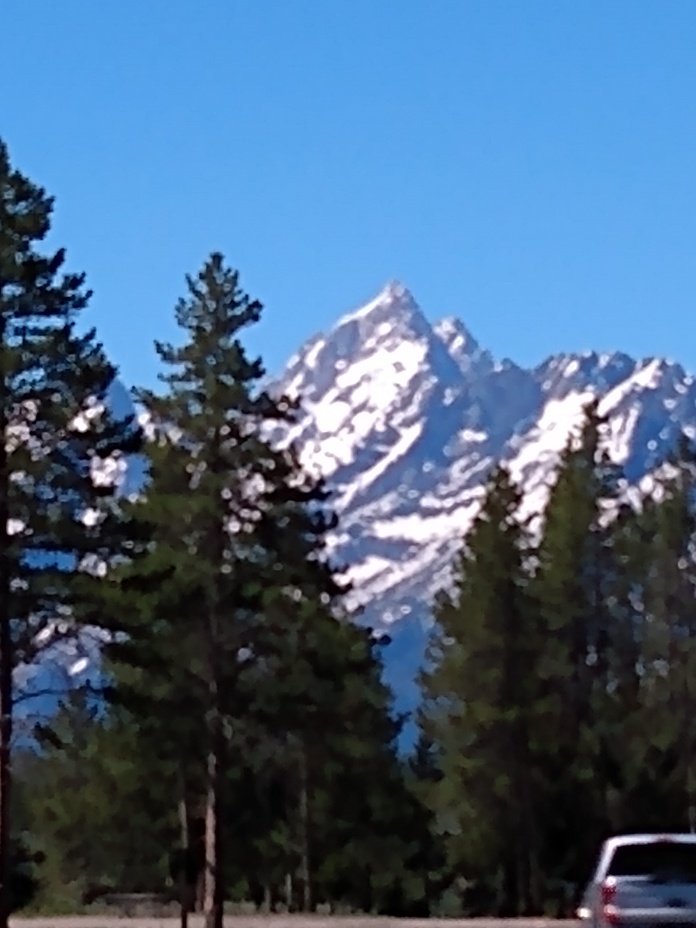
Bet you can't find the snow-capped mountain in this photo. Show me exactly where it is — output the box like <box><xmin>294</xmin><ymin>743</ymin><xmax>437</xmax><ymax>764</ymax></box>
<box><xmin>20</xmin><ymin>280</ymin><xmax>696</xmax><ymax>737</ymax></box>
<box><xmin>272</xmin><ymin>282</ymin><xmax>696</xmax><ymax>713</ymax></box>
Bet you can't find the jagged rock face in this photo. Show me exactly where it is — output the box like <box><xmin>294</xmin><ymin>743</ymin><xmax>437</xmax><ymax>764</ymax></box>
<box><xmin>270</xmin><ymin>282</ymin><xmax>696</xmax><ymax>713</ymax></box>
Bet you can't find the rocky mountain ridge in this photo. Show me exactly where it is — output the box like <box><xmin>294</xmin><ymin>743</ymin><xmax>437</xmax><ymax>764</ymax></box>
<box><xmin>270</xmin><ymin>282</ymin><xmax>696</xmax><ymax>710</ymax></box>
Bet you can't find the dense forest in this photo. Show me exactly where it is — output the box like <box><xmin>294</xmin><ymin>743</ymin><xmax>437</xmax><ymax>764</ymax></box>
<box><xmin>3</xmin><ymin>137</ymin><xmax>696</xmax><ymax>925</ymax></box>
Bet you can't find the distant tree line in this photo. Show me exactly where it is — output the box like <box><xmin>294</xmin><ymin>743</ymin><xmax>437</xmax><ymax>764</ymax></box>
<box><xmin>3</xmin><ymin>137</ymin><xmax>696</xmax><ymax>925</ymax></box>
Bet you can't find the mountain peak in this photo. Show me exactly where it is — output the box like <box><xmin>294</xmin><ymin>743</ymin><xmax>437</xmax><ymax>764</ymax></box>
<box><xmin>433</xmin><ymin>315</ymin><xmax>491</xmax><ymax>375</ymax></box>
<box><xmin>380</xmin><ymin>279</ymin><xmax>412</xmax><ymax>304</ymax></box>
<box><xmin>338</xmin><ymin>279</ymin><xmax>420</xmax><ymax>326</ymax></box>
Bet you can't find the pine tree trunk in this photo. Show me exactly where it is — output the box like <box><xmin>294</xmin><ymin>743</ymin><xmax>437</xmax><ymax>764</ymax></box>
<box><xmin>203</xmin><ymin>435</ymin><xmax>227</xmax><ymax>928</ymax></box>
<box><xmin>519</xmin><ymin>729</ymin><xmax>540</xmax><ymax>913</ymax></box>
<box><xmin>0</xmin><ymin>331</ymin><xmax>12</xmax><ymax>928</ymax></box>
<box><xmin>178</xmin><ymin>769</ymin><xmax>189</xmax><ymax>928</ymax></box>
<box><xmin>298</xmin><ymin>742</ymin><xmax>312</xmax><ymax>912</ymax></box>
<box><xmin>203</xmin><ymin>707</ymin><xmax>224</xmax><ymax>928</ymax></box>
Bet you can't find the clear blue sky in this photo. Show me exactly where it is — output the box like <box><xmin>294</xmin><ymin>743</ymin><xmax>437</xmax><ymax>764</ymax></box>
<box><xmin>4</xmin><ymin>1</ymin><xmax>696</xmax><ymax>389</ymax></box>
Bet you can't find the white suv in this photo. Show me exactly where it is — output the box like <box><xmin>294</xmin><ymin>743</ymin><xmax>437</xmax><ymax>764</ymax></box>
<box><xmin>579</xmin><ymin>834</ymin><xmax>696</xmax><ymax>926</ymax></box>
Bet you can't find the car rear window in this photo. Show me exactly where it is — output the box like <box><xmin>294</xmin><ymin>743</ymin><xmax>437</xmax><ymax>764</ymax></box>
<box><xmin>608</xmin><ymin>842</ymin><xmax>696</xmax><ymax>881</ymax></box>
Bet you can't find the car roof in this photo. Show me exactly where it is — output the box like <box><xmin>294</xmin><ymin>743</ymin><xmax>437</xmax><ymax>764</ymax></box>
<box><xmin>606</xmin><ymin>834</ymin><xmax>696</xmax><ymax>851</ymax></box>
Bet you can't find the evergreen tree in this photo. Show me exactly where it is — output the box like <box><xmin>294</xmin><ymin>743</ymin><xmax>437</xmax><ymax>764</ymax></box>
<box><xmin>102</xmin><ymin>625</ymin><xmax>206</xmax><ymax>924</ymax></box>
<box><xmin>230</xmin><ymin>621</ymin><xmax>410</xmax><ymax>915</ymax></box>
<box><xmin>531</xmin><ymin>400</ymin><xmax>624</xmax><ymax>893</ymax></box>
<box><xmin>403</xmin><ymin>730</ymin><xmax>447</xmax><ymax>916</ymax></box>
<box><xmin>421</xmin><ymin>465</ymin><xmax>540</xmax><ymax>914</ymax></box>
<box><xmin>0</xmin><ymin>139</ymin><xmax>140</xmax><ymax>927</ymax></box>
<box><xmin>101</xmin><ymin>253</ymin><xmax>345</xmax><ymax>928</ymax></box>
<box><xmin>18</xmin><ymin>691</ymin><xmax>176</xmax><ymax>909</ymax></box>
<box><xmin>626</xmin><ymin>439</ymin><xmax>696</xmax><ymax>831</ymax></box>
<box><xmin>294</xmin><ymin>628</ymin><xmax>407</xmax><ymax>915</ymax></box>
<box><xmin>98</xmin><ymin>255</ymin><xmax>422</xmax><ymax>917</ymax></box>
<box><xmin>592</xmin><ymin>499</ymin><xmax>650</xmax><ymax>832</ymax></box>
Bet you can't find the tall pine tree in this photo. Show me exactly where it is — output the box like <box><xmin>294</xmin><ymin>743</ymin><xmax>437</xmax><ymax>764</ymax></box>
<box><xmin>421</xmin><ymin>465</ymin><xmax>540</xmax><ymax>914</ymax></box>
<box><xmin>102</xmin><ymin>254</ymin><xmax>347</xmax><ymax>928</ymax></box>
<box><xmin>531</xmin><ymin>400</ymin><xmax>624</xmax><ymax>890</ymax></box>
<box><xmin>0</xmin><ymin>139</ymin><xmax>140</xmax><ymax>927</ymax></box>
<box><xmin>630</xmin><ymin>439</ymin><xmax>696</xmax><ymax>831</ymax></box>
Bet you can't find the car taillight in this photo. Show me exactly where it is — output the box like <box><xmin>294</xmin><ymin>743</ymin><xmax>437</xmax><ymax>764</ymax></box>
<box><xmin>602</xmin><ymin>878</ymin><xmax>619</xmax><ymax>925</ymax></box>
